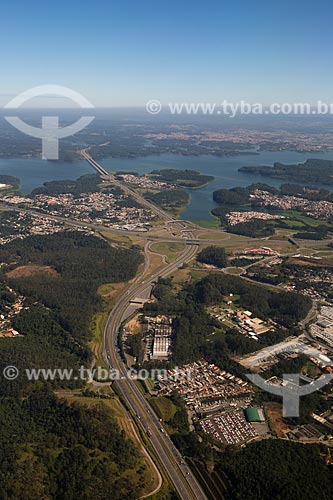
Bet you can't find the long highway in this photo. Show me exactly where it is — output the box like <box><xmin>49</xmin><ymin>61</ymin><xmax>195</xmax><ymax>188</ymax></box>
<box><xmin>103</xmin><ymin>241</ymin><xmax>206</xmax><ymax>500</ymax></box>
<box><xmin>80</xmin><ymin>153</ymin><xmax>208</xmax><ymax>498</ymax></box>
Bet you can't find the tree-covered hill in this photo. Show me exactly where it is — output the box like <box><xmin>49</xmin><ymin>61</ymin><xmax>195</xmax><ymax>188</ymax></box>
<box><xmin>0</xmin><ymin>232</ymin><xmax>143</xmax><ymax>342</ymax></box>
<box><xmin>197</xmin><ymin>246</ymin><xmax>228</xmax><ymax>268</ymax></box>
<box><xmin>0</xmin><ymin>386</ymin><xmax>145</xmax><ymax>500</ymax></box>
<box><xmin>220</xmin><ymin>440</ymin><xmax>333</xmax><ymax>500</ymax></box>
<box><xmin>0</xmin><ymin>231</ymin><xmax>146</xmax><ymax>499</ymax></box>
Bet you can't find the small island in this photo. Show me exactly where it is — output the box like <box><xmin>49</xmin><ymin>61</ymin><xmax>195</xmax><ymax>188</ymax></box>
<box><xmin>148</xmin><ymin>168</ymin><xmax>214</xmax><ymax>188</ymax></box>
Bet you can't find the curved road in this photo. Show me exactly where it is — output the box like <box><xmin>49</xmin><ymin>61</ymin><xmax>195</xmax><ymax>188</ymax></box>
<box><xmin>103</xmin><ymin>241</ymin><xmax>206</xmax><ymax>500</ymax></box>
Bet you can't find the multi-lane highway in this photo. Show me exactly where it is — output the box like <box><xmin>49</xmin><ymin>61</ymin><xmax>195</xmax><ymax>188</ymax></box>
<box><xmin>103</xmin><ymin>239</ymin><xmax>207</xmax><ymax>499</ymax></box>
<box><xmin>78</xmin><ymin>151</ymin><xmax>209</xmax><ymax>497</ymax></box>
<box><xmin>80</xmin><ymin>154</ymin><xmax>207</xmax><ymax>498</ymax></box>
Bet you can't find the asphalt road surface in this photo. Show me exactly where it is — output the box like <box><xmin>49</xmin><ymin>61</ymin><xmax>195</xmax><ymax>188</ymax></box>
<box><xmin>103</xmin><ymin>240</ymin><xmax>207</xmax><ymax>500</ymax></box>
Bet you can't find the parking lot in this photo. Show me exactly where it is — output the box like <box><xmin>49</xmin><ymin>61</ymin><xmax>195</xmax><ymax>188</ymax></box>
<box><xmin>201</xmin><ymin>410</ymin><xmax>258</xmax><ymax>445</ymax></box>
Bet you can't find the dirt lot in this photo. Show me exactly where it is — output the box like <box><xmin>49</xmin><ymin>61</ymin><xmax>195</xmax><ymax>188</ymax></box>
<box><xmin>286</xmin><ymin>257</ymin><xmax>333</xmax><ymax>268</ymax></box>
<box><xmin>126</xmin><ymin>314</ymin><xmax>142</xmax><ymax>334</ymax></box>
<box><xmin>6</xmin><ymin>265</ymin><xmax>58</xmax><ymax>279</ymax></box>
<box><xmin>264</xmin><ymin>402</ymin><xmax>291</xmax><ymax>437</ymax></box>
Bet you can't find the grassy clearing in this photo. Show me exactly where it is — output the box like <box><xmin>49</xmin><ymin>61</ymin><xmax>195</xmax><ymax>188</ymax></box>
<box><xmin>171</xmin><ymin>267</ymin><xmax>192</xmax><ymax>284</ymax></box>
<box><xmin>303</xmin><ymin>362</ymin><xmax>322</xmax><ymax>378</ymax></box>
<box><xmin>151</xmin><ymin>241</ymin><xmax>185</xmax><ymax>254</ymax></box>
<box><xmin>88</xmin><ymin>312</ymin><xmax>107</xmax><ymax>366</ymax></box>
<box><xmin>194</xmin><ymin>218</ymin><xmax>221</xmax><ymax>229</ymax></box>
<box><xmin>225</xmin><ymin>267</ymin><xmax>243</xmax><ymax>275</ymax></box>
<box><xmin>99</xmin><ymin>230</ymin><xmax>134</xmax><ymax>246</ymax></box>
<box><xmin>189</xmin><ymin>269</ymin><xmax>211</xmax><ymax>281</ymax></box>
<box><xmin>316</xmin><ymin>250</ymin><xmax>333</xmax><ymax>257</ymax></box>
<box><xmin>283</xmin><ymin>211</ymin><xmax>331</xmax><ymax>228</ymax></box>
<box><xmin>147</xmin><ymin>251</ymin><xmax>166</xmax><ymax>276</ymax></box>
<box><xmin>98</xmin><ymin>281</ymin><xmax>134</xmax><ymax>307</ymax></box>
<box><xmin>268</xmin><ymin>228</ymin><xmax>294</xmax><ymax>240</ymax></box>
<box><xmin>150</xmin><ymin>396</ymin><xmax>177</xmax><ymax>422</ymax></box>
<box><xmin>197</xmin><ymin>230</ymin><xmax>229</xmax><ymax>239</ymax></box>
<box><xmin>280</xmin><ymin>219</ymin><xmax>305</xmax><ymax>228</ymax></box>
<box><xmin>299</xmin><ymin>248</ymin><xmax>316</xmax><ymax>256</ymax></box>
<box><xmin>150</xmin><ymin>241</ymin><xmax>185</xmax><ymax>262</ymax></box>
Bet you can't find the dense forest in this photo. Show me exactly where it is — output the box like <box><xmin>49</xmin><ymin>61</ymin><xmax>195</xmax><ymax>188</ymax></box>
<box><xmin>294</xmin><ymin>225</ymin><xmax>329</xmax><ymax>240</ymax></box>
<box><xmin>0</xmin><ymin>231</ymin><xmax>146</xmax><ymax>499</ymax></box>
<box><xmin>0</xmin><ymin>305</ymin><xmax>89</xmax><ymax>397</ymax></box>
<box><xmin>213</xmin><ymin>186</ymin><xmax>252</xmax><ymax>205</ymax></box>
<box><xmin>0</xmin><ymin>386</ymin><xmax>145</xmax><ymax>499</ymax></box>
<box><xmin>31</xmin><ymin>174</ymin><xmax>102</xmax><ymax>196</ymax></box>
<box><xmin>220</xmin><ymin>440</ymin><xmax>333</xmax><ymax>500</ymax></box>
<box><xmin>0</xmin><ymin>232</ymin><xmax>143</xmax><ymax>343</ymax></box>
<box><xmin>0</xmin><ymin>174</ymin><xmax>20</xmax><ymax>185</ymax></box>
<box><xmin>239</xmin><ymin>158</ymin><xmax>333</xmax><ymax>186</ymax></box>
<box><xmin>212</xmin><ymin>183</ymin><xmax>278</xmax><ymax>206</ymax></box>
<box><xmin>144</xmin><ymin>189</ymin><xmax>190</xmax><ymax>212</ymax></box>
<box><xmin>228</xmin><ymin>219</ymin><xmax>275</xmax><ymax>237</ymax></box>
<box><xmin>280</xmin><ymin>183</ymin><xmax>333</xmax><ymax>201</ymax></box>
<box><xmin>194</xmin><ymin>273</ymin><xmax>311</xmax><ymax>327</ymax></box>
<box><xmin>197</xmin><ymin>246</ymin><xmax>228</xmax><ymax>268</ymax></box>
<box><xmin>149</xmin><ymin>168</ymin><xmax>214</xmax><ymax>188</ymax></box>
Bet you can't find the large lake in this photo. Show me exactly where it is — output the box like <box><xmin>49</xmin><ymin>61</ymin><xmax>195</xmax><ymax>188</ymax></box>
<box><xmin>1</xmin><ymin>150</ymin><xmax>333</xmax><ymax>223</ymax></box>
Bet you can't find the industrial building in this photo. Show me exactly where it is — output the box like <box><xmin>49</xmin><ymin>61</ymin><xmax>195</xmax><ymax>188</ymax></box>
<box><xmin>152</xmin><ymin>334</ymin><xmax>171</xmax><ymax>360</ymax></box>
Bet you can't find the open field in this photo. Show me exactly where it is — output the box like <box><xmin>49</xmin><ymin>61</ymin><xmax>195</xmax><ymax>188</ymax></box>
<box><xmin>171</xmin><ymin>267</ymin><xmax>192</xmax><ymax>284</ymax></box>
<box><xmin>268</xmin><ymin>228</ymin><xmax>296</xmax><ymax>240</ymax></box>
<box><xmin>99</xmin><ymin>230</ymin><xmax>135</xmax><ymax>246</ymax></box>
<box><xmin>282</xmin><ymin>210</ymin><xmax>333</xmax><ymax>228</ymax></box>
<box><xmin>225</xmin><ymin>267</ymin><xmax>243</xmax><ymax>275</ymax></box>
<box><xmin>150</xmin><ymin>241</ymin><xmax>186</xmax><ymax>262</ymax></box>
<box><xmin>88</xmin><ymin>312</ymin><xmax>107</xmax><ymax>366</ymax></box>
<box><xmin>98</xmin><ymin>281</ymin><xmax>129</xmax><ymax>304</ymax></box>
<box><xmin>150</xmin><ymin>396</ymin><xmax>177</xmax><ymax>422</ymax></box>
<box><xmin>264</xmin><ymin>402</ymin><xmax>290</xmax><ymax>437</ymax></box>
<box><xmin>146</xmin><ymin>250</ymin><xmax>166</xmax><ymax>276</ymax></box>
<box><xmin>6</xmin><ymin>265</ymin><xmax>58</xmax><ymax>279</ymax></box>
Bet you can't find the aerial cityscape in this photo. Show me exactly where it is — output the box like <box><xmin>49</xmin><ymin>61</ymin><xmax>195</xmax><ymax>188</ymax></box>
<box><xmin>0</xmin><ymin>1</ymin><xmax>333</xmax><ymax>499</ymax></box>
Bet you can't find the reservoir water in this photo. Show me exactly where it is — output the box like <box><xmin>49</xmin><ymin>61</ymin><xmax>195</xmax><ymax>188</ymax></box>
<box><xmin>1</xmin><ymin>150</ymin><xmax>333</xmax><ymax>223</ymax></box>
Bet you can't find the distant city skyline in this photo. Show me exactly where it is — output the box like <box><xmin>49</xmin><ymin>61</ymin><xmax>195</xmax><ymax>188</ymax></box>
<box><xmin>1</xmin><ymin>0</ymin><xmax>333</xmax><ymax>107</ymax></box>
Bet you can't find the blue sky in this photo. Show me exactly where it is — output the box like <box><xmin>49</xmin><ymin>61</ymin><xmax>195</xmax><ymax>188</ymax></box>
<box><xmin>1</xmin><ymin>0</ymin><xmax>332</xmax><ymax>107</ymax></box>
